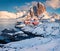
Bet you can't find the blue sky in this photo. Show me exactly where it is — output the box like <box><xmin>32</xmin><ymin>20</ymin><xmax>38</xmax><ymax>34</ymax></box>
<box><xmin>0</xmin><ymin>0</ymin><xmax>60</xmax><ymax>14</ymax></box>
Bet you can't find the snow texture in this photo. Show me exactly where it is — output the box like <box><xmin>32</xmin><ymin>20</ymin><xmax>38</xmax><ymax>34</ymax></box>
<box><xmin>0</xmin><ymin>37</ymin><xmax>60</xmax><ymax>51</ymax></box>
<box><xmin>21</xmin><ymin>22</ymin><xmax>60</xmax><ymax>36</ymax></box>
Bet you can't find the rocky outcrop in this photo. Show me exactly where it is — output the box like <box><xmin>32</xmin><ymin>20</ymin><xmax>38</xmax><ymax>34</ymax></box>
<box><xmin>30</xmin><ymin>2</ymin><xmax>46</xmax><ymax>17</ymax></box>
<box><xmin>37</xmin><ymin>2</ymin><xmax>46</xmax><ymax>16</ymax></box>
<box><xmin>30</xmin><ymin>8</ymin><xmax>34</xmax><ymax>17</ymax></box>
<box><xmin>21</xmin><ymin>22</ymin><xmax>60</xmax><ymax>36</ymax></box>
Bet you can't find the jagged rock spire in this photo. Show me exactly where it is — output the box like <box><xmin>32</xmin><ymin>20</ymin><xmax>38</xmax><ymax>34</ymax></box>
<box><xmin>29</xmin><ymin>2</ymin><xmax>46</xmax><ymax>17</ymax></box>
<box><xmin>30</xmin><ymin>7</ymin><xmax>34</xmax><ymax>17</ymax></box>
<box><xmin>37</xmin><ymin>2</ymin><xmax>46</xmax><ymax>16</ymax></box>
<box><xmin>37</xmin><ymin>2</ymin><xmax>40</xmax><ymax>8</ymax></box>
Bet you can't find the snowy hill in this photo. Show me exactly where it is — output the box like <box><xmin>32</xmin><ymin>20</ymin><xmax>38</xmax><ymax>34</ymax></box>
<box><xmin>0</xmin><ymin>37</ymin><xmax>60</xmax><ymax>51</ymax></box>
<box><xmin>17</xmin><ymin>22</ymin><xmax>60</xmax><ymax>36</ymax></box>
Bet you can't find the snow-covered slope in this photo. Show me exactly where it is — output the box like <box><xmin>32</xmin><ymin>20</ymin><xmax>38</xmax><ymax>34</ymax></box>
<box><xmin>0</xmin><ymin>37</ymin><xmax>60</xmax><ymax>51</ymax></box>
<box><xmin>21</xmin><ymin>22</ymin><xmax>60</xmax><ymax>36</ymax></box>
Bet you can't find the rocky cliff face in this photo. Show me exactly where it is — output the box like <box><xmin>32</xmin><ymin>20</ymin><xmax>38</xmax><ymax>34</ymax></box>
<box><xmin>30</xmin><ymin>8</ymin><xmax>34</xmax><ymax>17</ymax></box>
<box><xmin>37</xmin><ymin>2</ymin><xmax>46</xmax><ymax>16</ymax></box>
<box><xmin>30</xmin><ymin>2</ymin><xmax>46</xmax><ymax>17</ymax></box>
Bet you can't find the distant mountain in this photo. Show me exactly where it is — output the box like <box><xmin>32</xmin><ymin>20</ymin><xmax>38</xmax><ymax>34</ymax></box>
<box><xmin>49</xmin><ymin>13</ymin><xmax>60</xmax><ymax>20</ymax></box>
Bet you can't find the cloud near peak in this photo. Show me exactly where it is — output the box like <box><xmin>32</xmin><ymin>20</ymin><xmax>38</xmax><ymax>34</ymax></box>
<box><xmin>45</xmin><ymin>0</ymin><xmax>60</xmax><ymax>9</ymax></box>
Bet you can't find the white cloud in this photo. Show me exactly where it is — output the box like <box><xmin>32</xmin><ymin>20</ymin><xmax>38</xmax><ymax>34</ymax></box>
<box><xmin>0</xmin><ymin>11</ymin><xmax>17</xmax><ymax>19</ymax></box>
<box><xmin>0</xmin><ymin>11</ymin><xmax>27</xmax><ymax>19</ymax></box>
<box><xmin>45</xmin><ymin>0</ymin><xmax>60</xmax><ymax>9</ymax></box>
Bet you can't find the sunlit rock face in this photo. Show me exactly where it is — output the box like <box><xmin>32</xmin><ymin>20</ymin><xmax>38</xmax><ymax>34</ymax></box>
<box><xmin>37</xmin><ymin>2</ymin><xmax>46</xmax><ymax>16</ymax></box>
<box><xmin>30</xmin><ymin>7</ymin><xmax>35</xmax><ymax>17</ymax></box>
<box><xmin>29</xmin><ymin>2</ymin><xmax>46</xmax><ymax>17</ymax></box>
<box><xmin>41</xmin><ymin>12</ymin><xmax>50</xmax><ymax>19</ymax></box>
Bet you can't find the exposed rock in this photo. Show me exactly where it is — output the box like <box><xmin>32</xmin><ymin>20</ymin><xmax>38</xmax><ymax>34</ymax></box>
<box><xmin>1</xmin><ymin>29</ymin><xmax>16</xmax><ymax>34</ymax></box>
<box><xmin>37</xmin><ymin>2</ymin><xmax>46</xmax><ymax>16</ymax></box>
<box><xmin>30</xmin><ymin>7</ymin><xmax>35</xmax><ymax>17</ymax></box>
<box><xmin>30</xmin><ymin>2</ymin><xmax>46</xmax><ymax>17</ymax></box>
